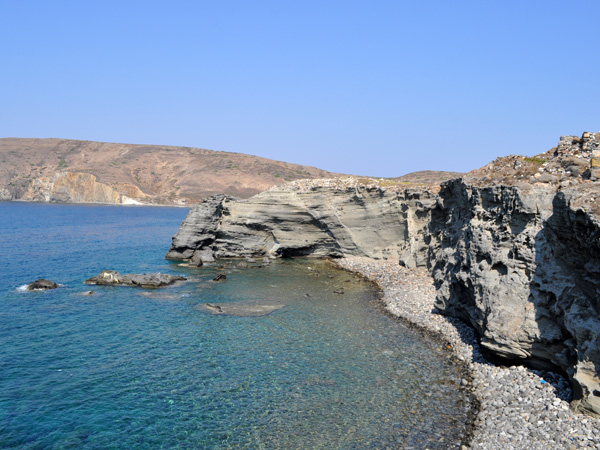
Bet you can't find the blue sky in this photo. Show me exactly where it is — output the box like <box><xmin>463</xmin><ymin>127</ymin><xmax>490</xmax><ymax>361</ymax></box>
<box><xmin>1</xmin><ymin>1</ymin><xmax>599</xmax><ymax>177</ymax></box>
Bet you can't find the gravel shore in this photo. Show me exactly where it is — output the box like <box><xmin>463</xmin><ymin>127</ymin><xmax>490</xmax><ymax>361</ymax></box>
<box><xmin>334</xmin><ymin>257</ymin><xmax>600</xmax><ymax>450</ymax></box>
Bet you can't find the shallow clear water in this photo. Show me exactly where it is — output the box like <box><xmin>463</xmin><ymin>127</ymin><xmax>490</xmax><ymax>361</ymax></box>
<box><xmin>0</xmin><ymin>202</ymin><xmax>470</xmax><ymax>449</ymax></box>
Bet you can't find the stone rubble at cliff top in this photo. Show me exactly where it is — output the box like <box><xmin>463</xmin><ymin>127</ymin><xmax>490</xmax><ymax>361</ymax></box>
<box><xmin>336</xmin><ymin>257</ymin><xmax>600</xmax><ymax>450</ymax></box>
<box><xmin>270</xmin><ymin>175</ymin><xmax>442</xmax><ymax>193</ymax></box>
<box><xmin>465</xmin><ymin>131</ymin><xmax>600</xmax><ymax>188</ymax></box>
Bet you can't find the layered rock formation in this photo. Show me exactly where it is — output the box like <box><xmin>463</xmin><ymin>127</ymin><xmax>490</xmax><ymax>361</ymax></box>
<box><xmin>166</xmin><ymin>133</ymin><xmax>600</xmax><ymax>417</ymax></box>
<box><xmin>166</xmin><ymin>178</ymin><xmax>437</xmax><ymax>263</ymax></box>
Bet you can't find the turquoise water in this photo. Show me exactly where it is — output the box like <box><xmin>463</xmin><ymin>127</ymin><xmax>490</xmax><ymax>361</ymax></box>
<box><xmin>0</xmin><ymin>202</ymin><xmax>470</xmax><ymax>449</ymax></box>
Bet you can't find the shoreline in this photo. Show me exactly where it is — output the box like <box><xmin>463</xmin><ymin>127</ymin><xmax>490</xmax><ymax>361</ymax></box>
<box><xmin>333</xmin><ymin>257</ymin><xmax>600</xmax><ymax>450</ymax></box>
<box><xmin>0</xmin><ymin>199</ymin><xmax>189</xmax><ymax>208</ymax></box>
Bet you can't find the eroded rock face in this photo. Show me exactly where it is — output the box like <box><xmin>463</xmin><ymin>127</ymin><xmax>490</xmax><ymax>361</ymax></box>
<box><xmin>430</xmin><ymin>179</ymin><xmax>600</xmax><ymax>417</ymax></box>
<box><xmin>20</xmin><ymin>172</ymin><xmax>144</xmax><ymax>204</ymax></box>
<box><xmin>0</xmin><ymin>188</ymin><xmax>11</xmax><ymax>201</ymax></box>
<box><xmin>166</xmin><ymin>181</ymin><xmax>436</xmax><ymax>263</ymax></box>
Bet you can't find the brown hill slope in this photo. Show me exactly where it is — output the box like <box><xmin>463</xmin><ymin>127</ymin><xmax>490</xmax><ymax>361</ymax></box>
<box><xmin>392</xmin><ymin>170</ymin><xmax>463</xmax><ymax>184</ymax></box>
<box><xmin>0</xmin><ymin>138</ymin><xmax>341</xmax><ymax>204</ymax></box>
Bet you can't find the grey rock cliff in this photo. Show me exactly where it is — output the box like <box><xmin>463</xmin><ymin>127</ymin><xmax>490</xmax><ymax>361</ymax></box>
<box><xmin>430</xmin><ymin>179</ymin><xmax>600</xmax><ymax>416</ymax></box>
<box><xmin>167</xmin><ymin>180</ymin><xmax>436</xmax><ymax>263</ymax></box>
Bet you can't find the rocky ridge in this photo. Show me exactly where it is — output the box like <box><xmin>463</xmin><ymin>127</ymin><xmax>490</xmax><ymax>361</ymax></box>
<box><xmin>166</xmin><ymin>132</ymin><xmax>600</xmax><ymax>418</ymax></box>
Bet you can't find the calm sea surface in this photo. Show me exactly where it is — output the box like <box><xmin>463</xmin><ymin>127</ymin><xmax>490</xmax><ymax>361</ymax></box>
<box><xmin>0</xmin><ymin>202</ymin><xmax>470</xmax><ymax>449</ymax></box>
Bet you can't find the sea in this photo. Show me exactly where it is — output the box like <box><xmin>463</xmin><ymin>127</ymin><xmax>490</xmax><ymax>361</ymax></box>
<box><xmin>0</xmin><ymin>202</ymin><xmax>471</xmax><ymax>449</ymax></box>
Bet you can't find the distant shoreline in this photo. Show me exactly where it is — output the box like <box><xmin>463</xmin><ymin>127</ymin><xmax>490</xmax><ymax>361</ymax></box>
<box><xmin>0</xmin><ymin>199</ymin><xmax>190</xmax><ymax>208</ymax></box>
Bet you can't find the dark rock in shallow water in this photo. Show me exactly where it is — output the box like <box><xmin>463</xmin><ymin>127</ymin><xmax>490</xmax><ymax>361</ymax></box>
<box><xmin>84</xmin><ymin>270</ymin><xmax>186</xmax><ymax>288</ymax></box>
<box><xmin>212</xmin><ymin>273</ymin><xmax>226</xmax><ymax>282</ymax></box>
<box><xmin>27</xmin><ymin>279</ymin><xmax>59</xmax><ymax>290</ymax></box>
<box><xmin>198</xmin><ymin>301</ymin><xmax>285</xmax><ymax>317</ymax></box>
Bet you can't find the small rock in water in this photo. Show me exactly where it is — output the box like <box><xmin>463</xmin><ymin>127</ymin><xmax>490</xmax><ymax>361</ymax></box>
<box><xmin>27</xmin><ymin>279</ymin><xmax>59</xmax><ymax>291</ymax></box>
<box><xmin>212</xmin><ymin>273</ymin><xmax>227</xmax><ymax>282</ymax></box>
<box><xmin>205</xmin><ymin>303</ymin><xmax>223</xmax><ymax>313</ymax></box>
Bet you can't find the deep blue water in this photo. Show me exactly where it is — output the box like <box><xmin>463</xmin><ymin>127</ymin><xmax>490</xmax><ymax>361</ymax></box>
<box><xmin>0</xmin><ymin>202</ymin><xmax>470</xmax><ymax>449</ymax></box>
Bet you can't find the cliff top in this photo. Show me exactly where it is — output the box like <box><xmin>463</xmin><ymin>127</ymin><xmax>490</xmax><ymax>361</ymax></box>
<box><xmin>464</xmin><ymin>131</ymin><xmax>600</xmax><ymax>189</ymax></box>
<box><xmin>271</xmin><ymin>171</ymin><xmax>464</xmax><ymax>195</ymax></box>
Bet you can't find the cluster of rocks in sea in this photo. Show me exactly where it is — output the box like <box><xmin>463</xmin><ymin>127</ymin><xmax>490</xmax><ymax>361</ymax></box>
<box><xmin>335</xmin><ymin>257</ymin><xmax>600</xmax><ymax>450</ymax></box>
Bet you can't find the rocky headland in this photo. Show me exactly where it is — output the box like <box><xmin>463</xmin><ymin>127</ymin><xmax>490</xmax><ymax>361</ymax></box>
<box><xmin>166</xmin><ymin>133</ymin><xmax>600</xmax><ymax>439</ymax></box>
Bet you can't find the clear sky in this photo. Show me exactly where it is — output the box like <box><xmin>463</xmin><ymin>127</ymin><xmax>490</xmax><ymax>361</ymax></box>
<box><xmin>1</xmin><ymin>1</ymin><xmax>599</xmax><ymax>177</ymax></box>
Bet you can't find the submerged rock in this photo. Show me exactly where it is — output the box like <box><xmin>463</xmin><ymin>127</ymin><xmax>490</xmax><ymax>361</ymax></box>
<box><xmin>27</xmin><ymin>279</ymin><xmax>59</xmax><ymax>290</ymax></box>
<box><xmin>212</xmin><ymin>273</ymin><xmax>226</xmax><ymax>282</ymax></box>
<box><xmin>198</xmin><ymin>301</ymin><xmax>285</xmax><ymax>317</ymax></box>
<box><xmin>84</xmin><ymin>270</ymin><xmax>186</xmax><ymax>288</ymax></box>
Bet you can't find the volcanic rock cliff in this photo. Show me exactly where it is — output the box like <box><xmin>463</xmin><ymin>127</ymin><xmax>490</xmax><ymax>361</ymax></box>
<box><xmin>167</xmin><ymin>133</ymin><xmax>600</xmax><ymax>417</ymax></box>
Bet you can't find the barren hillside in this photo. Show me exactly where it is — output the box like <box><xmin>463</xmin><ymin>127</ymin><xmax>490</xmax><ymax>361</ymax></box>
<box><xmin>0</xmin><ymin>138</ymin><xmax>342</xmax><ymax>205</ymax></box>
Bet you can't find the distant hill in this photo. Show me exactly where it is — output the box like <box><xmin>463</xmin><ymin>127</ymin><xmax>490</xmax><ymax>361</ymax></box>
<box><xmin>0</xmin><ymin>138</ymin><xmax>342</xmax><ymax>205</ymax></box>
<box><xmin>392</xmin><ymin>170</ymin><xmax>464</xmax><ymax>184</ymax></box>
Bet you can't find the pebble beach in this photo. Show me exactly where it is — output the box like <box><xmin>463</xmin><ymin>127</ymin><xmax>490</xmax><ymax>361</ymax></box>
<box><xmin>334</xmin><ymin>257</ymin><xmax>600</xmax><ymax>450</ymax></box>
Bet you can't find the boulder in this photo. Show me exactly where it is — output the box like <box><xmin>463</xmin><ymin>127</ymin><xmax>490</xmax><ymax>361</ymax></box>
<box><xmin>27</xmin><ymin>279</ymin><xmax>59</xmax><ymax>290</ymax></box>
<box><xmin>190</xmin><ymin>250</ymin><xmax>204</xmax><ymax>267</ymax></box>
